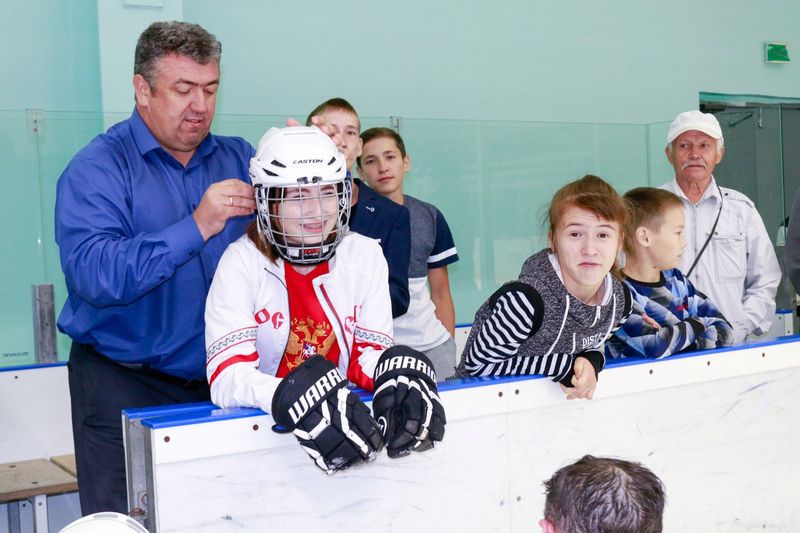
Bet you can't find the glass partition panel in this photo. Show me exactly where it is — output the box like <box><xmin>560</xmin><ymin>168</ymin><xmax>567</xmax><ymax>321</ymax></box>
<box><xmin>211</xmin><ymin>113</ymin><xmax>396</xmax><ymax>146</ymax></box>
<box><xmin>37</xmin><ymin>112</ymin><xmax>108</xmax><ymax>362</ymax></box>
<box><xmin>646</xmin><ymin>121</ymin><xmax>673</xmax><ymax>185</ymax></box>
<box><xmin>5</xmin><ymin>111</ymin><xmax>787</xmax><ymax>366</ymax></box>
<box><xmin>212</xmin><ymin>113</ymin><xmax>287</xmax><ymax>147</ymax></box>
<box><xmin>397</xmin><ymin>118</ymin><xmax>649</xmax><ymax>323</ymax></box>
<box><xmin>0</xmin><ymin>111</ymin><xmax>42</xmax><ymax>366</ymax></box>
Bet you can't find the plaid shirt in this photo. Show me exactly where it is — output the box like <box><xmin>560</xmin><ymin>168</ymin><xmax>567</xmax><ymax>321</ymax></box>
<box><xmin>605</xmin><ymin>268</ymin><xmax>733</xmax><ymax>359</ymax></box>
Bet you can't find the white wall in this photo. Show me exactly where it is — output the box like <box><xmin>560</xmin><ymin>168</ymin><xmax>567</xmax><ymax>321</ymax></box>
<box><xmin>97</xmin><ymin>0</ymin><xmax>184</xmax><ymax>122</ymax></box>
<box><xmin>0</xmin><ymin>0</ymin><xmax>101</xmax><ymax>111</ymax></box>
<box><xmin>6</xmin><ymin>2</ymin><xmax>800</xmax><ymax>125</ymax></box>
<box><xmin>177</xmin><ymin>0</ymin><xmax>800</xmax><ymax>124</ymax></box>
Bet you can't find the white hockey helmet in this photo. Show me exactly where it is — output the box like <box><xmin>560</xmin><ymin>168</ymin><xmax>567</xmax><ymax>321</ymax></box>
<box><xmin>249</xmin><ymin>126</ymin><xmax>350</xmax><ymax>265</ymax></box>
<box><xmin>59</xmin><ymin>512</ymin><xmax>148</xmax><ymax>533</ymax></box>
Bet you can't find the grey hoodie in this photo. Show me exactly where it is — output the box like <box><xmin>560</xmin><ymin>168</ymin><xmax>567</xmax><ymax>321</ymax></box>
<box><xmin>457</xmin><ymin>249</ymin><xmax>631</xmax><ymax>383</ymax></box>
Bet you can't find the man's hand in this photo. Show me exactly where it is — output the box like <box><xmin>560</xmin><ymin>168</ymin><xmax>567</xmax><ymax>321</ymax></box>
<box><xmin>560</xmin><ymin>357</ymin><xmax>598</xmax><ymax>400</ymax></box>
<box><xmin>193</xmin><ymin>179</ymin><xmax>255</xmax><ymax>241</ymax></box>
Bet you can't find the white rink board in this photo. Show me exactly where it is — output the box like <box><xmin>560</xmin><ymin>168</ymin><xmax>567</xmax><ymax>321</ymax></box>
<box><xmin>127</xmin><ymin>337</ymin><xmax>800</xmax><ymax>533</ymax></box>
<box><xmin>0</xmin><ymin>363</ymin><xmax>74</xmax><ymax>463</ymax></box>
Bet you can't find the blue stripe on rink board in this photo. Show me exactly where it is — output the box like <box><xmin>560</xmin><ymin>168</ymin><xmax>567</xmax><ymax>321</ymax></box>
<box><xmin>139</xmin><ymin>405</ymin><xmax>264</xmax><ymax>430</ymax></box>
<box><xmin>124</xmin><ymin>401</ymin><xmax>218</xmax><ymax>421</ymax></box>
<box><xmin>0</xmin><ymin>361</ymin><xmax>67</xmax><ymax>372</ymax></box>
<box><xmin>122</xmin><ymin>332</ymin><xmax>800</xmax><ymax>429</ymax></box>
<box><xmin>604</xmin><ymin>332</ymin><xmax>800</xmax><ymax>368</ymax></box>
<box><xmin>134</xmin><ymin>374</ymin><xmax>551</xmax><ymax>430</ymax></box>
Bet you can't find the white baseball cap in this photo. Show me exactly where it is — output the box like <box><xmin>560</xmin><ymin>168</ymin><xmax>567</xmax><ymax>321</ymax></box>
<box><xmin>666</xmin><ymin>110</ymin><xmax>724</xmax><ymax>147</ymax></box>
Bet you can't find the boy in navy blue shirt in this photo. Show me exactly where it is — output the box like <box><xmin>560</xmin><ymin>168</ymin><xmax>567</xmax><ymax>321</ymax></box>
<box><xmin>306</xmin><ymin>98</ymin><xmax>411</xmax><ymax>318</ymax></box>
<box><xmin>358</xmin><ymin>128</ymin><xmax>459</xmax><ymax>378</ymax></box>
<box><xmin>606</xmin><ymin>187</ymin><xmax>733</xmax><ymax>359</ymax></box>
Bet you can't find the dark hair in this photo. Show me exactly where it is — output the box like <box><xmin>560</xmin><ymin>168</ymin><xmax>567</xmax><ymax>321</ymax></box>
<box><xmin>247</xmin><ymin>221</ymin><xmax>279</xmax><ymax>263</ymax></box>
<box><xmin>544</xmin><ymin>455</ymin><xmax>666</xmax><ymax>533</ymax></box>
<box><xmin>357</xmin><ymin>127</ymin><xmax>407</xmax><ymax>168</ymax></box>
<box><xmin>134</xmin><ymin>21</ymin><xmax>221</xmax><ymax>87</ymax></box>
<box><xmin>305</xmin><ymin>97</ymin><xmax>360</xmax><ymax>127</ymax></box>
<box><xmin>622</xmin><ymin>187</ymin><xmax>684</xmax><ymax>257</ymax></box>
<box><xmin>248</xmin><ymin>184</ymin><xmax>296</xmax><ymax>264</ymax></box>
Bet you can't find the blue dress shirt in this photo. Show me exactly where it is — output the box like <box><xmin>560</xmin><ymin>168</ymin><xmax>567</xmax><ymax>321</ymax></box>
<box><xmin>55</xmin><ymin>109</ymin><xmax>254</xmax><ymax>380</ymax></box>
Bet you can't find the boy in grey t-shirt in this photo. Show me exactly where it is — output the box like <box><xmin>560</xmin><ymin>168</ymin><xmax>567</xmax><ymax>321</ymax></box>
<box><xmin>357</xmin><ymin>128</ymin><xmax>459</xmax><ymax>379</ymax></box>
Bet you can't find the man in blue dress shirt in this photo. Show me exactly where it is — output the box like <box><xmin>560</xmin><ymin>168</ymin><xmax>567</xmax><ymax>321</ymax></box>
<box><xmin>55</xmin><ymin>21</ymin><xmax>255</xmax><ymax>515</ymax></box>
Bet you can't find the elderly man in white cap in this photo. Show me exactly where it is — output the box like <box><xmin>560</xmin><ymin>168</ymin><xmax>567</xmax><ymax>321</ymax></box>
<box><xmin>660</xmin><ymin>110</ymin><xmax>780</xmax><ymax>344</ymax></box>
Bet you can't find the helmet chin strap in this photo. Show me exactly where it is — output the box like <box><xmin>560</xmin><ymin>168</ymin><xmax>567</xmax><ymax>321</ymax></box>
<box><xmin>282</xmin><ymin>238</ymin><xmax>337</xmax><ymax>265</ymax></box>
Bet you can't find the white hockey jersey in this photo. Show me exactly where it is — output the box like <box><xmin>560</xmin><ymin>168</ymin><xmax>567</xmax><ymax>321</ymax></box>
<box><xmin>205</xmin><ymin>232</ymin><xmax>394</xmax><ymax>413</ymax></box>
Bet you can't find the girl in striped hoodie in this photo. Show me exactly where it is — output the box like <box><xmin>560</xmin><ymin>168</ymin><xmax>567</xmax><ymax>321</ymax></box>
<box><xmin>458</xmin><ymin>175</ymin><xmax>631</xmax><ymax>399</ymax></box>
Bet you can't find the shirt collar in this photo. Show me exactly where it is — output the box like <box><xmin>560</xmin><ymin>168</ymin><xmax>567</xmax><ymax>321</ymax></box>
<box><xmin>670</xmin><ymin>175</ymin><xmax>720</xmax><ymax>205</ymax></box>
<box><xmin>129</xmin><ymin>108</ymin><xmax>161</xmax><ymax>156</ymax></box>
<box><xmin>129</xmin><ymin>107</ymin><xmax>218</xmax><ymax>166</ymax></box>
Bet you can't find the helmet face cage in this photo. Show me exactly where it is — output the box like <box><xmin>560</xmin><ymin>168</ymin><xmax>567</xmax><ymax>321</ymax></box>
<box><xmin>250</xmin><ymin>126</ymin><xmax>351</xmax><ymax>265</ymax></box>
<box><xmin>255</xmin><ymin>177</ymin><xmax>351</xmax><ymax>265</ymax></box>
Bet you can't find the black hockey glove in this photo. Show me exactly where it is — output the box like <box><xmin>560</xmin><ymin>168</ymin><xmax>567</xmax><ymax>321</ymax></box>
<box><xmin>372</xmin><ymin>346</ymin><xmax>446</xmax><ymax>458</ymax></box>
<box><xmin>271</xmin><ymin>356</ymin><xmax>384</xmax><ymax>474</ymax></box>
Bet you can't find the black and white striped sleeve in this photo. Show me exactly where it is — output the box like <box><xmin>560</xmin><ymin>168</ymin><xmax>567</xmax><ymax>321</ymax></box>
<box><xmin>466</xmin><ymin>282</ymin><xmax>544</xmax><ymax>368</ymax></box>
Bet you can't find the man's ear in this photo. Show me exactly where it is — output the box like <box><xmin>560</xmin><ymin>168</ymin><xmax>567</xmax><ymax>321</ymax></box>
<box><xmin>403</xmin><ymin>154</ymin><xmax>411</xmax><ymax>173</ymax></box>
<box><xmin>664</xmin><ymin>144</ymin><xmax>674</xmax><ymax>165</ymax></box>
<box><xmin>539</xmin><ymin>518</ymin><xmax>557</xmax><ymax>533</ymax></box>
<box><xmin>133</xmin><ymin>74</ymin><xmax>151</xmax><ymax>107</ymax></box>
<box><xmin>715</xmin><ymin>145</ymin><xmax>725</xmax><ymax>165</ymax></box>
<box><xmin>636</xmin><ymin>226</ymin><xmax>650</xmax><ymax>247</ymax></box>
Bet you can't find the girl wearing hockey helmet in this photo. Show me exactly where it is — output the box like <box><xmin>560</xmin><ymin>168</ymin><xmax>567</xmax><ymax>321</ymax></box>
<box><xmin>205</xmin><ymin>126</ymin><xmax>444</xmax><ymax>472</ymax></box>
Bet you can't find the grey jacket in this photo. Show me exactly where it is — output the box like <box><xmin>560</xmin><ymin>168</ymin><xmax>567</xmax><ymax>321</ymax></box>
<box><xmin>457</xmin><ymin>249</ymin><xmax>631</xmax><ymax>383</ymax></box>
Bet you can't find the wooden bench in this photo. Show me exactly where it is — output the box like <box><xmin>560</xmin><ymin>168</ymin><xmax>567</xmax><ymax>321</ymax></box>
<box><xmin>1</xmin><ymin>457</ymin><xmax>78</xmax><ymax>533</ymax></box>
<box><xmin>50</xmin><ymin>455</ymin><xmax>78</xmax><ymax>478</ymax></box>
